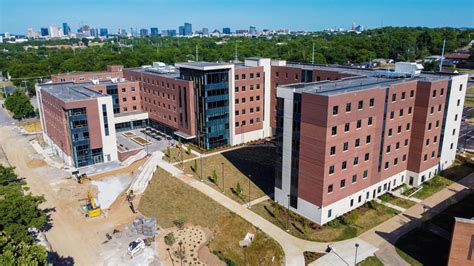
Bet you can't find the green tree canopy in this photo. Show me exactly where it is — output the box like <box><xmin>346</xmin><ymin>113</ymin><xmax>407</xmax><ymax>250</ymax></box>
<box><xmin>3</xmin><ymin>90</ymin><xmax>35</xmax><ymax>119</ymax></box>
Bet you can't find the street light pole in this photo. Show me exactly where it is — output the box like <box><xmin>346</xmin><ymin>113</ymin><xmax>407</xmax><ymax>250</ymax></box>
<box><xmin>286</xmin><ymin>194</ymin><xmax>290</xmax><ymax>232</ymax></box>
<box><xmin>221</xmin><ymin>162</ymin><xmax>225</xmax><ymax>193</ymax></box>
<box><xmin>355</xmin><ymin>243</ymin><xmax>359</xmax><ymax>265</ymax></box>
<box><xmin>248</xmin><ymin>174</ymin><xmax>251</xmax><ymax>208</ymax></box>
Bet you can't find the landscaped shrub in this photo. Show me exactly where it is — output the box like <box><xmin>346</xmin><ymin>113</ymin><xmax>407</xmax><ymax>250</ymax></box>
<box><xmin>164</xmin><ymin>232</ymin><xmax>176</xmax><ymax>246</ymax></box>
<box><xmin>173</xmin><ymin>217</ymin><xmax>186</xmax><ymax>229</ymax></box>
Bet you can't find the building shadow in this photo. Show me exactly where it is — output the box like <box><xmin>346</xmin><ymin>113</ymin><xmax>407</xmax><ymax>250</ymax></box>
<box><xmin>41</xmin><ymin>207</ymin><xmax>56</xmax><ymax>232</ymax></box>
<box><xmin>221</xmin><ymin>144</ymin><xmax>276</xmax><ymax>196</ymax></box>
<box><xmin>47</xmin><ymin>251</ymin><xmax>75</xmax><ymax>265</ymax></box>
<box><xmin>374</xmin><ymin>188</ymin><xmax>473</xmax><ymax>265</ymax></box>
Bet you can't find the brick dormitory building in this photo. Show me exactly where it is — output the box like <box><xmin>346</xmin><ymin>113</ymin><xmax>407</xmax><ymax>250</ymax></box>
<box><xmin>36</xmin><ymin>59</ymin><xmax>468</xmax><ymax>225</ymax></box>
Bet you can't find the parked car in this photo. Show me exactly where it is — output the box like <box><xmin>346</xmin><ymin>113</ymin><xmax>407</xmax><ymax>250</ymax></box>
<box><xmin>128</xmin><ymin>238</ymin><xmax>145</xmax><ymax>257</ymax></box>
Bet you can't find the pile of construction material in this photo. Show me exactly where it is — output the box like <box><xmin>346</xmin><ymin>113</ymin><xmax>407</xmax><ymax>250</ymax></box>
<box><xmin>132</xmin><ymin>216</ymin><xmax>157</xmax><ymax>237</ymax></box>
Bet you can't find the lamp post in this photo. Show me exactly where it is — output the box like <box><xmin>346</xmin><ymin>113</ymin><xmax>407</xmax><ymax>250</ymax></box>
<box><xmin>355</xmin><ymin>243</ymin><xmax>359</xmax><ymax>265</ymax></box>
<box><xmin>221</xmin><ymin>162</ymin><xmax>225</xmax><ymax>193</ymax></box>
<box><xmin>178</xmin><ymin>241</ymin><xmax>183</xmax><ymax>266</ymax></box>
<box><xmin>286</xmin><ymin>194</ymin><xmax>290</xmax><ymax>232</ymax></box>
<box><xmin>248</xmin><ymin>174</ymin><xmax>251</xmax><ymax>208</ymax></box>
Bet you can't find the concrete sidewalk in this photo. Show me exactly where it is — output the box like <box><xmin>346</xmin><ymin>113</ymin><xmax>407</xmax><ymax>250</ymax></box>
<box><xmin>360</xmin><ymin>172</ymin><xmax>474</xmax><ymax>265</ymax></box>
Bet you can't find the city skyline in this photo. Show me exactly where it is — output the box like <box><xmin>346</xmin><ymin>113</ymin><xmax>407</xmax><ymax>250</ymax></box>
<box><xmin>1</xmin><ymin>0</ymin><xmax>474</xmax><ymax>34</ymax></box>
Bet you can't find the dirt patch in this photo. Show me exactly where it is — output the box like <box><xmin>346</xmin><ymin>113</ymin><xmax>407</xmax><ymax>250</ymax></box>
<box><xmin>27</xmin><ymin>159</ymin><xmax>47</xmax><ymax>168</ymax></box>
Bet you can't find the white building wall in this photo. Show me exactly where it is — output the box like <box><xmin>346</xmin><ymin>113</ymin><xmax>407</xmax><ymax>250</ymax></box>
<box><xmin>96</xmin><ymin>96</ymin><xmax>118</xmax><ymax>162</ymax></box>
<box><xmin>244</xmin><ymin>58</ymin><xmax>273</xmax><ymax>138</ymax></box>
<box><xmin>289</xmin><ymin>171</ymin><xmax>408</xmax><ymax>225</ymax></box>
<box><xmin>274</xmin><ymin>86</ymin><xmax>295</xmax><ymax>206</ymax></box>
<box><xmin>43</xmin><ymin>133</ymin><xmax>73</xmax><ymax>166</ymax></box>
<box><xmin>406</xmin><ymin>164</ymin><xmax>440</xmax><ymax>187</ymax></box>
<box><xmin>228</xmin><ymin>65</ymin><xmax>237</xmax><ymax>146</ymax></box>
<box><xmin>439</xmin><ymin>74</ymin><xmax>468</xmax><ymax>170</ymax></box>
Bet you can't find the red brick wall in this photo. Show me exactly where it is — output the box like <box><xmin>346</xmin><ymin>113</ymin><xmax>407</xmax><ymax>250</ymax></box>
<box><xmin>298</xmin><ymin>88</ymin><xmax>386</xmax><ymax>207</ymax></box>
<box><xmin>448</xmin><ymin>219</ymin><xmax>474</xmax><ymax>266</ymax></box>
<box><xmin>41</xmin><ymin>90</ymin><xmax>71</xmax><ymax>155</ymax></box>
<box><xmin>234</xmin><ymin>66</ymin><xmax>264</xmax><ymax>133</ymax></box>
<box><xmin>408</xmin><ymin>80</ymin><xmax>448</xmax><ymax>173</ymax></box>
<box><xmin>51</xmin><ymin>69</ymin><xmax>123</xmax><ymax>83</ymax></box>
<box><xmin>64</xmin><ymin>99</ymin><xmax>103</xmax><ymax>149</ymax></box>
<box><xmin>123</xmin><ymin>70</ymin><xmax>196</xmax><ymax>137</ymax></box>
<box><xmin>88</xmin><ymin>81</ymin><xmax>141</xmax><ymax>113</ymax></box>
<box><xmin>270</xmin><ymin>66</ymin><xmax>302</xmax><ymax>128</ymax></box>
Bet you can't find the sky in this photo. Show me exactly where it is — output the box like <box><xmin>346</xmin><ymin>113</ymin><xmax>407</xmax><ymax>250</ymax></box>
<box><xmin>1</xmin><ymin>0</ymin><xmax>473</xmax><ymax>34</ymax></box>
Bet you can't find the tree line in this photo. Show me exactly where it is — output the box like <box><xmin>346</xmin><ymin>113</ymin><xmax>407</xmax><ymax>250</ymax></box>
<box><xmin>0</xmin><ymin>27</ymin><xmax>473</xmax><ymax>94</ymax></box>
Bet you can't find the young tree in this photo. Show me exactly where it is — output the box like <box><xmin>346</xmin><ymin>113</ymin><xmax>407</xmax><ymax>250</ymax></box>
<box><xmin>211</xmin><ymin>169</ymin><xmax>218</xmax><ymax>184</ymax></box>
<box><xmin>3</xmin><ymin>90</ymin><xmax>34</xmax><ymax>119</ymax></box>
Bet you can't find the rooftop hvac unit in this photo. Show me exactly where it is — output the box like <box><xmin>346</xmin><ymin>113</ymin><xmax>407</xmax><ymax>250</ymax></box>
<box><xmin>110</xmin><ymin>78</ymin><xmax>118</xmax><ymax>83</ymax></box>
<box><xmin>91</xmin><ymin>79</ymin><xmax>99</xmax><ymax>85</ymax></box>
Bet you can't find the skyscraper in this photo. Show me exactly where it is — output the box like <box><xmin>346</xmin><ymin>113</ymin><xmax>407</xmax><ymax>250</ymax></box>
<box><xmin>249</xmin><ymin>26</ymin><xmax>257</xmax><ymax>35</ymax></box>
<box><xmin>184</xmin><ymin>23</ymin><xmax>192</xmax><ymax>36</ymax></box>
<box><xmin>140</xmin><ymin>28</ymin><xmax>148</xmax><ymax>36</ymax></box>
<box><xmin>222</xmin><ymin>27</ymin><xmax>231</xmax><ymax>35</ymax></box>
<box><xmin>62</xmin><ymin>22</ymin><xmax>70</xmax><ymax>36</ymax></box>
<box><xmin>150</xmin><ymin>27</ymin><xmax>159</xmax><ymax>36</ymax></box>
<box><xmin>100</xmin><ymin>28</ymin><xmax>108</xmax><ymax>37</ymax></box>
<box><xmin>40</xmin><ymin>28</ymin><xmax>49</xmax><ymax>36</ymax></box>
<box><xmin>202</xmin><ymin>28</ymin><xmax>209</xmax><ymax>36</ymax></box>
<box><xmin>49</xmin><ymin>24</ymin><xmax>60</xmax><ymax>38</ymax></box>
<box><xmin>178</xmin><ymin>26</ymin><xmax>185</xmax><ymax>36</ymax></box>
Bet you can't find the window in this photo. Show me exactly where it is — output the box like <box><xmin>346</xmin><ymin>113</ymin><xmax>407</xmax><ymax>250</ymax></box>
<box><xmin>386</xmin><ymin>145</ymin><xmax>391</xmax><ymax>153</ymax></box>
<box><xmin>424</xmin><ymin>154</ymin><xmax>428</xmax><ymax>161</ymax></box>
<box><xmin>122</xmin><ymin>88</ymin><xmax>126</xmax><ymax>92</ymax></box>
<box><xmin>346</xmin><ymin>103</ymin><xmax>351</xmax><ymax>112</ymax></box>
<box><xmin>250</xmin><ymin>73</ymin><xmax>254</xmax><ymax>79</ymax></box>
<box><xmin>406</xmin><ymin>123</ymin><xmax>411</xmax><ymax>130</ymax></box>
<box><xmin>460</xmin><ymin>84</ymin><xmax>463</xmax><ymax>91</ymax></box>
<box><xmin>122</xmin><ymin>97</ymin><xmax>127</xmax><ymax>102</ymax></box>
<box><xmin>436</xmin><ymin>120</ymin><xmax>439</xmax><ymax>127</ymax></box>
<box><xmin>440</xmin><ymin>88</ymin><xmax>444</xmax><ymax>95</ymax></box>
<box><xmin>431</xmin><ymin>106</ymin><xmax>434</xmax><ymax>114</ymax></box>
<box><xmin>385</xmin><ymin>161</ymin><xmax>389</xmax><ymax>169</ymax></box>
<box><xmin>438</xmin><ymin>104</ymin><xmax>442</xmax><ymax>112</ymax></box>
<box><xmin>366</xmin><ymin>135</ymin><xmax>371</xmax><ymax>144</ymax></box>
<box><xmin>235</xmin><ymin>110</ymin><xmax>239</xmax><ymax>115</ymax></box>
<box><xmin>344</xmin><ymin>123</ymin><xmax>350</xmax><ymax>132</ymax></box>
<box><xmin>388</xmin><ymin>129</ymin><xmax>393</xmax><ymax>136</ymax></box>
<box><xmin>342</xmin><ymin>161</ymin><xmax>347</xmax><ymax>170</ymax></box>
<box><xmin>358</xmin><ymin>100</ymin><xmax>363</xmax><ymax>109</ymax></box>
<box><xmin>328</xmin><ymin>185</ymin><xmax>333</xmax><ymax>193</ymax></box>
<box><xmin>434</xmin><ymin>136</ymin><xmax>438</xmax><ymax>143</ymax></box>
<box><xmin>410</xmin><ymin>90</ymin><xmax>414</xmax><ymax>97</ymax></box>
<box><xmin>329</xmin><ymin>165</ymin><xmax>334</xmax><ymax>175</ymax></box>
<box><xmin>331</xmin><ymin>126</ymin><xmax>337</xmax><ymax>135</ymax></box>
<box><xmin>235</xmin><ymin>75</ymin><xmax>239</xmax><ymax>80</ymax></box>
<box><xmin>405</xmin><ymin>139</ymin><xmax>409</xmax><ymax>146</ymax></box>
<box><xmin>235</xmin><ymin>87</ymin><xmax>239</xmax><ymax>92</ymax></box>
<box><xmin>365</xmin><ymin>153</ymin><xmax>369</xmax><ymax>161</ymax></box>
<box><xmin>241</xmin><ymin>74</ymin><xmax>246</xmax><ymax>80</ymax></box>
<box><xmin>343</xmin><ymin>142</ymin><xmax>349</xmax><ymax>151</ymax></box>
<box><xmin>369</xmin><ymin>98</ymin><xmax>375</xmax><ymax>107</ymax></box>
<box><xmin>457</xmin><ymin>99</ymin><xmax>461</xmax><ymax>106</ymax></box>
<box><xmin>242</xmin><ymin>86</ymin><xmax>246</xmax><ymax>92</ymax></box>
<box><xmin>340</xmin><ymin>179</ymin><xmax>346</xmax><ymax>188</ymax></box>
<box><xmin>390</xmin><ymin>111</ymin><xmax>394</xmax><ymax>119</ymax></box>
<box><xmin>426</xmin><ymin>139</ymin><xmax>430</xmax><ymax>146</ymax></box>
<box><xmin>408</xmin><ymin>107</ymin><xmax>412</xmax><ymax>114</ymax></box>
<box><xmin>355</xmin><ymin>138</ymin><xmax>360</xmax><ymax>147</ymax></box>
<box><xmin>330</xmin><ymin>146</ymin><xmax>336</xmax><ymax>155</ymax></box>
<box><xmin>235</xmin><ymin>122</ymin><xmax>239</xmax><ymax>127</ymax></box>
<box><xmin>403</xmin><ymin>154</ymin><xmax>407</xmax><ymax>161</ymax></box>
<box><xmin>368</xmin><ymin>117</ymin><xmax>373</xmax><ymax>125</ymax></box>
<box><xmin>392</xmin><ymin>93</ymin><xmax>396</xmax><ymax>102</ymax></box>
<box><xmin>432</xmin><ymin>90</ymin><xmax>437</xmax><ymax>97</ymax></box>
<box><xmin>333</xmin><ymin>105</ymin><xmax>339</xmax><ymax>115</ymax></box>
<box><xmin>399</xmin><ymin>109</ymin><xmax>404</xmax><ymax>116</ymax></box>
<box><xmin>394</xmin><ymin>158</ymin><xmax>398</xmax><ymax>165</ymax></box>
<box><xmin>353</xmin><ymin>157</ymin><xmax>359</xmax><ymax>165</ymax></box>
<box><xmin>428</xmin><ymin>123</ymin><xmax>432</xmax><ymax>130</ymax></box>
<box><xmin>363</xmin><ymin>170</ymin><xmax>368</xmax><ymax>178</ymax></box>
<box><xmin>401</xmin><ymin>92</ymin><xmax>406</xmax><ymax>99</ymax></box>
<box><xmin>396</xmin><ymin>142</ymin><xmax>400</xmax><ymax>149</ymax></box>
<box><xmin>397</xmin><ymin>125</ymin><xmax>402</xmax><ymax>133</ymax></box>
<box><xmin>328</xmin><ymin>209</ymin><xmax>332</xmax><ymax>218</ymax></box>
<box><xmin>357</xmin><ymin>120</ymin><xmax>362</xmax><ymax>128</ymax></box>
<box><xmin>352</xmin><ymin>174</ymin><xmax>357</xmax><ymax>183</ymax></box>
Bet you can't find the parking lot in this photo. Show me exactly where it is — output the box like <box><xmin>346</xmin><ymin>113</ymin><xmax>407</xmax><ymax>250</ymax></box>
<box><xmin>459</xmin><ymin>107</ymin><xmax>474</xmax><ymax>151</ymax></box>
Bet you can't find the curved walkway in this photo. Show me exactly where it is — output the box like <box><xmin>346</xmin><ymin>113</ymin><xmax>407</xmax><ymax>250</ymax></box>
<box><xmin>154</xmin><ymin>151</ymin><xmax>474</xmax><ymax>265</ymax></box>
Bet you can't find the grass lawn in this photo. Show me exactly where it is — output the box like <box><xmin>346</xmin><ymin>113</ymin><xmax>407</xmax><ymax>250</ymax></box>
<box><xmin>465</xmin><ymin>97</ymin><xmax>474</xmax><ymax>108</ymax></box>
<box><xmin>18</xmin><ymin>119</ymin><xmax>42</xmax><ymax>132</ymax></box>
<box><xmin>252</xmin><ymin>200</ymin><xmax>399</xmax><ymax>242</ymax></box>
<box><xmin>395</xmin><ymin>227</ymin><xmax>450</xmax><ymax>266</ymax></box>
<box><xmin>401</xmin><ymin>186</ymin><xmax>418</xmax><ymax>197</ymax></box>
<box><xmin>304</xmin><ymin>251</ymin><xmax>325</xmax><ymax>265</ymax></box>
<box><xmin>380</xmin><ymin>193</ymin><xmax>416</xmax><ymax>209</ymax></box>
<box><xmin>183</xmin><ymin>145</ymin><xmax>276</xmax><ymax>204</ymax></box>
<box><xmin>468</xmin><ymin>86</ymin><xmax>474</xmax><ymax>94</ymax></box>
<box><xmin>412</xmin><ymin>175</ymin><xmax>453</xmax><ymax>199</ymax></box>
<box><xmin>138</xmin><ymin>168</ymin><xmax>284</xmax><ymax>265</ymax></box>
<box><xmin>430</xmin><ymin>193</ymin><xmax>474</xmax><ymax>232</ymax></box>
<box><xmin>163</xmin><ymin>146</ymin><xmax>196</xmax><ymax>164</ymax></box>
<box><xmin>413</xmin><ymin>161</ymin><xmax>474</xmax><ymax>199</ymax></box>
<box><xmin>357</xmin><ymin>256</ymin><xmax>384</xmax><ymax>266</ymax></box>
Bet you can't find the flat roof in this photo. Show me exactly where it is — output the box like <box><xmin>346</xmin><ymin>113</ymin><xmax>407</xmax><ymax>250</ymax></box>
<box><xmin>40</xmin><ymin>82</ymin><xmax>107</xmax><ymax>101</ymax></box>
<box><xmin>279</xmin><ymin>64</ymin><xmax>452</xmax><ymax>96</ymax></box>
<box><xmin>126</xmin><ymin>67</ymin><xmax>181</xmax><ymax>79</ymax></box>
<box><xmin>175</xmin><ymin>61</ymin><xmax>233</xmax><ymax>71</ymax></box>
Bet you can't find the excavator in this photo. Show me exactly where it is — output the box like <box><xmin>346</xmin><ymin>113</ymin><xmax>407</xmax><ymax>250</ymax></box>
<box><xmin>84</xmin><ymin>192</ymin><xmax>102</xmax><ymax>218</ymax></box>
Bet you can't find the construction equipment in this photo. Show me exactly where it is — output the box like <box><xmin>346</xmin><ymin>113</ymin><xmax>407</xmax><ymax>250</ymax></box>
<box><xmin>84</xmin><ymin>191</ymin><xmax>102</xmax><ymax>218</ymax></box>
<box><xmin>72</xmin><ymin>171</ymin><xmax>90</xmax><ymax>184</ymax></box>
